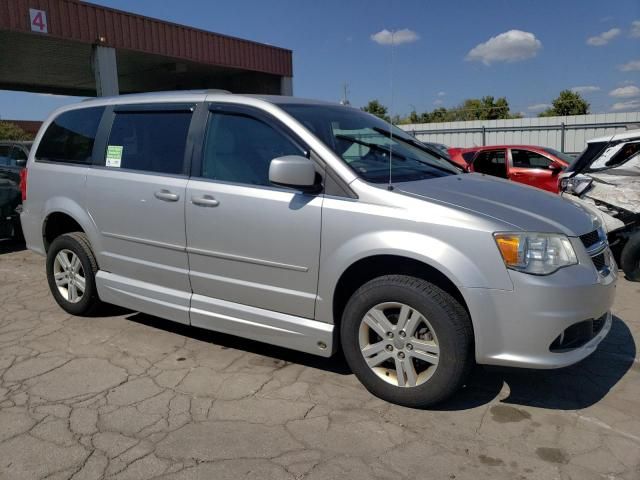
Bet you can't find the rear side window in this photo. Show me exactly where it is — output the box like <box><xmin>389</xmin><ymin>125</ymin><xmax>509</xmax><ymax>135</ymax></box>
<box><xmin>461</xmin><ymin>151</ymin><xmax>475</xmax><ymax>164</ymax></box>
<box><xmin>36</xmin><ymin>107</ymin><xmax>104</xmax><ymax>164</ymax></box>
<box><xmin>105</xmin><ymin>111</ymin><xmax>192</xmax><ymax>175</ymax></box>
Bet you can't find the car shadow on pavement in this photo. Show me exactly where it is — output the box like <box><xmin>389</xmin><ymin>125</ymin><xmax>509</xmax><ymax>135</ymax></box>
<box><xmin>0</xmin><ymin>239</ymin><xmax>26</xmax><ymax>255</ymax></box>
<box><xmin>126</xmin><ymin>312</ymin><xmax>634</xmax><ymax>410</ymax></box>
<box><xmin>127</xmin><ymin>312</ymin><xmax>352</xmax><ymax>375</ymax></box>
<box><xmin>436</xmin><ymin>316</ymin><xmax>636</xmax><ymax>411</ymax></box>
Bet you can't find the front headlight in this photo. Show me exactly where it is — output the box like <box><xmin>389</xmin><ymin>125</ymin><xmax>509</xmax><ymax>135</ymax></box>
<box><xmin>560</xmin><ymin>174</ymin><xmax>593</xmax><ymax>195</ymax></box>
<box><xmin>494</xmin><ymin>232</ymin><xmax>578</xmax><ymax>275</ymax></box>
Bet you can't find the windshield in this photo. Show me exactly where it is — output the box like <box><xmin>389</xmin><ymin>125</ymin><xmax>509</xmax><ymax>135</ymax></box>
<box><xmin>279</xmin><ymin>104</ymin><xmax>460</xmax><ymax>183</ymax></box>
<box><xmin>542</xmin><ymin>147</ymin><xmax>574</xmax><ymax>164</ymax></box>
<box><xmin>565</xmin><ymin>141</ymin><xmax>610</xmax><ymax>174</ymax></box>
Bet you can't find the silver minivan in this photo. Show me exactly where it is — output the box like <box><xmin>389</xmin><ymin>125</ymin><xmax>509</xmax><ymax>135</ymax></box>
<box><xmin>21</xmin><ymin>91</ymin><xmax>616</xmax><ymax>407</ymax></box>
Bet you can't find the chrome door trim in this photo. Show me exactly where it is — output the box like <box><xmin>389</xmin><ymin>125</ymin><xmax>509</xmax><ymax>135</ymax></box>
<box><xmin>103</xmin><ymin>231</ymin><xmax>185</xmax><ymax>252</ymax></box>
<box><xmin>186</xmin><ymin>246</ymin><xmax>308</xmax><ymax>272</ymax></box>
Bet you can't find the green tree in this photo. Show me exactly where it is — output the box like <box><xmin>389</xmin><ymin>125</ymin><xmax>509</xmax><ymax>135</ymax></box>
<box><xmin>362</xmin><ymin>100</ymin><xmax>389</xmax><ymax>122</ymax></box>
<box><xmin>539</xmin><ymin>90</ymin><xmax>590</xmax><ymax>117</ymax></box>
<box><xmin>0</xmin><ymin>121</ymin><xmax>30</xmax><ymax>141</ymax></box>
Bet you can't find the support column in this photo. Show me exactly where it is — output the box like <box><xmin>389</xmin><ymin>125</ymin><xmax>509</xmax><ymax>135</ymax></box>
<box><xmin>280</xmin><ymin>76</ymin><xmax>293</xmax><ymax>96</ymax></box>
<box><xmin>92</xmin><ymin>45</ymin><xmax>119</xmax><ymax>97</ymax></box>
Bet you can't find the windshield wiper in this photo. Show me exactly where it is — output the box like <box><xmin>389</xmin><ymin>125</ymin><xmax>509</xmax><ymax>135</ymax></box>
<box><xmin>372</xmin><ymin>127</ymin><xmax>463</xmax><ymax>173</ymax></box>
<box><xmin>334</xmin><ymin>134</ymin><xmax>407</xmax><ymax>161</ymax></box>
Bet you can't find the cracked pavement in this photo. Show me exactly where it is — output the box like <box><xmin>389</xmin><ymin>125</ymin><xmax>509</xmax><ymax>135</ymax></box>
<box><xmin>0</xmin><ymin>243</ymin><xmax>638</xmax><ymax>479</ymax></box>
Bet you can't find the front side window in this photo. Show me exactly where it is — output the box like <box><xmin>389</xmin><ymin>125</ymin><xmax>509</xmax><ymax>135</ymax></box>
<box><xmin>201</xmin><ymin>112</ymin><xmax>304</xmax><ymax>186</ymax></box>
<box><xmin>36</xmin><ymin>107</ymin><xmax>104</xmax><ymax>164</ymax></box>
<box><xmin>511</xmin><ymin>149</ymin><xmax>553</xmax><ymax>169</ymax></box>
<box><xmin>106</xmin><ymin>111</ymin><xmax>192</xmax><ymax>175</ymax></box>
<box><xmin>279</xmin><ymin>104</ymin><xmax>459</xmax><ymax>183</ymax></box>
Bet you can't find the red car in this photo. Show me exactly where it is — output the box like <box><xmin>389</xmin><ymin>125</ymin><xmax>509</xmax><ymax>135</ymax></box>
<box><xmin>448</xmin><ymin>145</ymin><xmax>572</xmax><ymax>193</ymax></box>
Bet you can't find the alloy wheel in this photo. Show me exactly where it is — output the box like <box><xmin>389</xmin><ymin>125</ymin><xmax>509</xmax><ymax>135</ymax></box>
<box><xmin>53</xmin><ymin>249</ymin><xmax>86</xmax><ymax>304</ymax></box>
<box><xmin>359</xmin><ymin>302</ymin><xmax>439</xmax><ymax>387</ymax></box>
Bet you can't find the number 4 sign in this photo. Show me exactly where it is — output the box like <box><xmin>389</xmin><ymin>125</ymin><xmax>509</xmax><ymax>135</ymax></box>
<box><xmin>29</xmin><ymin>8</ymin><xmax>48</xmax><ymax>34</ymax></box>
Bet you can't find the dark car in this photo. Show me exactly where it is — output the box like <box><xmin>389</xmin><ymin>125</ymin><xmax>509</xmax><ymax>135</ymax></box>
<box><xmin>448</xmin><ymin>145</ymin><xmax>572</xmax><ymax>193</ymax></box>
<box><xmin>0</xmin><ymin>141</ymin><xmax>30</xmax><ymax>239</ymax></box>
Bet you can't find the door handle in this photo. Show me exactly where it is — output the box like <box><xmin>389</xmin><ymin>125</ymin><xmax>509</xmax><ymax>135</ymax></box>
<box><xmin>154</xmin><ymin>189</ymin><xmax>180</xmax><ymax>202</ymax></box>
<box><xmin>192</xmin><ymin>195</ymin><xmax>219</xmax><ymax>207</ymax></box>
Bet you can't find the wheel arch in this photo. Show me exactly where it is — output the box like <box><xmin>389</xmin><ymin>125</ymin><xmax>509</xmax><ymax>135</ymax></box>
<box><xmin>41</xmin><ymin>198</ymin><xmax>99</xmax><ymax>253</ymax></box>
<box><xmin>331</xmin><ymin>254</ymin><xmax>473</xmax><ymax>338</ymax></box>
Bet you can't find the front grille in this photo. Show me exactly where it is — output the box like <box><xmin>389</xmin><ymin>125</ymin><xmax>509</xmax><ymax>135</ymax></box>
<box><xmin>592</xmin><ymin>253</ymin><xmax>606</xmax><ymax>270</ymax></box>
<box><xmin>580</xmin><ymin>230</ymin><xmax>601</xmax><ymax>250</ymax></box>
<box><xmin>549</xmin><ymin>313</ymin><xmax>608</xmax><ymax>352</ymax></box>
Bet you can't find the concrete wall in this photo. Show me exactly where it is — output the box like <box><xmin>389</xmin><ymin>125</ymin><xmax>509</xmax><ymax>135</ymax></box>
<box><xmin>400</xmin><ymin>112</ymin><xmax>640</xmax><ymax>155</ymax></box>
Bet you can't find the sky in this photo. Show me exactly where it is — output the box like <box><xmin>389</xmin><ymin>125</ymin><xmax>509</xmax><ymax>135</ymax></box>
<box><xmin>1</xmin><ymin>0</ymin><xmax>639</xmax><ymax>120</ymax></box>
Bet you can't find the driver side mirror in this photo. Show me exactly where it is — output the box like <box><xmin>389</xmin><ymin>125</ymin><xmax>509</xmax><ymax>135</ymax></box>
<box><xmin>269</xmin><ymin>155</ymin><xmax>320</xmax><ymax>192</ymax></box>
<box><xmin>548</xmin><ymin>161</ymin><xmax>564</xmax><ymax>173</ymax></box>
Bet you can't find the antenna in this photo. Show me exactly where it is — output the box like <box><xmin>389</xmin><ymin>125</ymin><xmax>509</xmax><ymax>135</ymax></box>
<box><xmin>387</xmin><ymin>27</ymin><xmax>394</xmax><ymax>190</ymax></box>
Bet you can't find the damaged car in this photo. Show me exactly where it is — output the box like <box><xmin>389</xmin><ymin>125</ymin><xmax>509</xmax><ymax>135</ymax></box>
<box><xmin>560</xmin><ymin>129</ymin><xmax>640</xmax><ymax>280</ymax></box>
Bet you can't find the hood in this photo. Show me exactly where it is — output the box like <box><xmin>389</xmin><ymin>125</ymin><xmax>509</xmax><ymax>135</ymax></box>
<box><xmin>396</xmin><ymin>173</ymin><xmax>595</xmax><ymax>236</ymax></box>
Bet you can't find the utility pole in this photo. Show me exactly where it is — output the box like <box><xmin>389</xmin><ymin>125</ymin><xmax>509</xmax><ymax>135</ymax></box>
<box><xmin>340</xmin><ymin>82</ymin><xmax>350</xmax><ymax>105</ymax></box>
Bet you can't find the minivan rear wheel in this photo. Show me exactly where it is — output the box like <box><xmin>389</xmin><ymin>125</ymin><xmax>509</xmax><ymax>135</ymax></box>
<box><xmin>340</xmin><ymin>275</ymin><xmax>473</xmax><ymax>408</ymax></box>
<box><xmin>46</xmin><ymin>232</ymin><xmax>102</xmax><ymax>315</ymax></box>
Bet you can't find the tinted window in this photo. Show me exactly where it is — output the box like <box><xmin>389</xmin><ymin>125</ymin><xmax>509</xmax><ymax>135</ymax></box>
<box><xmin>10</xmin><ymin>147</ymin><xmax>28</xmax><ymax>163</ymax></box>
<box><xmin>473</xmin><ymin>150</ymin><xmax>507</xmax><ymax>178</ymax></box>
<box><xmin>106</xmin><ymin>111</ymin><xmax>192</xmax><ymax>175</ymax></box>
<box><xmin>202</xmin><ymin>112</ymin><xmax>303</xmax><ymax>186</ymax></box>
<box><xmin>36</xmin><ymin>107</ymin><xmax>104</xmax><ymax>164</ymax></box>
<box><xmin>0</xmin><ymin>146</ymin><xmax>10</xmax><ymax>166</ymax></box>
<box><xmin>511</xmin><ymin>149</ymin><xmax>553</xmax><ymax>169</ymax></box>
<box><xmin>461</xmin><ymin>151</ymin><xmax>475</xmax><ymax>164</ymax></box>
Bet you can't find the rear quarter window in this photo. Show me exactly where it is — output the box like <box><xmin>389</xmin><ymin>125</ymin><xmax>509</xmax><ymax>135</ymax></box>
<box><xmin>36</xmin><ymin>107</ymin><xmax>104</xmax><ymax>164</ymax></box>
<box><xmin>461</xmin><ymin>151</ymin><xmax>475</xmax><ymax>163</ymax></box>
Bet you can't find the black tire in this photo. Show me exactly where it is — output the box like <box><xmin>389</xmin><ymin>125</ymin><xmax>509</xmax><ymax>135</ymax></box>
<box><xmin>620</xmin><ymin>232</ymin><xmax>640</xmax><ymax>281</ymax></box>
<box><xmin>340</xmin><ymin>275</ymin><xmax>473</xmax><ymax>408</ymax></box>
<box><xmin>46</xmin><ymin>232</ymin><xmax>102</xmax><ymax>315</ymax></box>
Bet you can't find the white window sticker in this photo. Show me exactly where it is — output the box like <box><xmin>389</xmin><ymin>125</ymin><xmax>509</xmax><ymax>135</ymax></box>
<box><xmin>29</xmin><ymin>8</ymin><xmax>48</xmax><ymax>34</ymax></box>
<box><xmin>105</xmin><ymin>145</ymin><xmax>123</xmax><ymax>168</ymax></box>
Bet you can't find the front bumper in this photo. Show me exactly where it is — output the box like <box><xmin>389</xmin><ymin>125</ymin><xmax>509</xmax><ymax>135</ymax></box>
<box><xmin>462</xmin><ymin>247</ymin><xmax>617</xmax><ymax>369</ymax></box>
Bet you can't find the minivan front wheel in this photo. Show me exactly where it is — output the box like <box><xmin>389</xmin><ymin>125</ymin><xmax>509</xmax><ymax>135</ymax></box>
<box><xmin>46</xmin><ymin>232</ymin><xmax>101</xmax><ymax>315</ymax></box>
<box><xmin>341</xmin><ymin>275</ymin><xmax>473</xmax><ymax>408</ymax></box>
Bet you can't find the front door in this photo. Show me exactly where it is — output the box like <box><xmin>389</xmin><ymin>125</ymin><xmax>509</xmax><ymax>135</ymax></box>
<box><xmin>185</xmin><ymin>105</ymin><xmax>323</xmax><ymax>325</ymax></box>
<box><xmin>86</xmin><ymin>106</ymin><xmax>195</xmax><ymax>323</ymax></box>
<box><xmin>509</xmin><ymin>148</ymin><xmax>557</xmax><ymax>192</ymax></box>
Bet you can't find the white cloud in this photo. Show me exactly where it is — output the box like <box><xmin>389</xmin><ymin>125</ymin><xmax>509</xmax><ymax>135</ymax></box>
<box><xmin>370</xmin><ymin>28</ymin><xmax>419</xmax><ymax>46</ymax></box>
<box><xmin>570</xmin><ymin>86</ymin><xmax>600</xmax><ymax>94</ymax></box>
<box><xmin>609</xmin><ymin>85</ymin><xmax>640</xmax><ymax>98</ymax></box>
<box><xmin>437</xmin><ymin>91</ymin><xmax>446</xmax><ymax>97</ymax></box>
<box><xmin>619</xmin><ymin>59</ymin><xmax>640</xmax><ymax>72</ymax></box>
<box><xmin>631</xmin><ymin>20</ymin><xmax>640</xmax><ymax>38</ymax></box>
<box><xmin>433</xmin><ymin>99</ymin><xmax>444</xmax><ymax>106</ymax></box>
<box><xmin>527</xmin><ymin>103</ymin><xmax>551</xmax><ymax>111</ymax></box>
<box><xmin>611</xmin><ymin>99</ymin><xmax>640</xmax><ymax>111</ymax></box>
<box><xmin>466</xmin><ymin>30</ymin><xmax>542</xmax><ymax>65</ymax></box>
<box><xmin>586</xmin><ymin>28</ymin><xmax>621</xmax><ymax>46</ymax></box>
